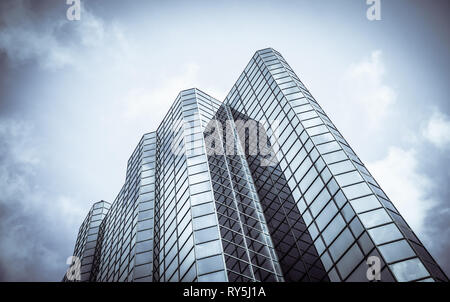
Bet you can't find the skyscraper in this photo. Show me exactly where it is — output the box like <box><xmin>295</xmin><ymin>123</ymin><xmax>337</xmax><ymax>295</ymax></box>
<box><xmin>65</xmin><ymin>48</ymin><xmax>448</xmax><ymax>282</ymax></box>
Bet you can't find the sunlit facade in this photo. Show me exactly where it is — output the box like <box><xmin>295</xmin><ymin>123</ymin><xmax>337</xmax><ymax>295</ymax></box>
<box><xmin>65</xmin><ymin>49</ymin><xmax>448</xmax><ymax>282</ymax></box>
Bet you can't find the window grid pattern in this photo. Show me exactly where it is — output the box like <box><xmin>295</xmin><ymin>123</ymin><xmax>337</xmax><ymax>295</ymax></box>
<box><xmin>223</xmin><ymin>48</ymin><xmax>447</xmax><ymax>282</ymax></box>
<box><xmin>153</xmin><ymin>88</ymin><xmax>225</xmax><ymax>282</ymax></box>
<box><xmin>228</xmin><ymin>106</ymin><xmax>329</xmax><ymax>281</ymax></box>
<box><xmin>66</xmin><ymin>49</ymin><xmax>448</xmax><ymax>283</ymax></box>
<box><xmin>204</xmin><ymin>106</ymin><xmax>283</xmax><ymax>282</ymax></box>
<box><xmin>64</xmin><ymin>200</ymin><xmax>110</xmax><ymax>282</ymax></box>
<box><xmin>95</xmin><ymin>132</ymin><xmax>154</xmax><ymax>282</ymax></box>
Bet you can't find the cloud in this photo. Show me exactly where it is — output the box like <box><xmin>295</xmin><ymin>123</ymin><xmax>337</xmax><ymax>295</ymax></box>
<box><xmin>367</xmin><ymin>147</ymin><xmax>436</xmax><ymax>235</ymax></box>
<box><xmin>121</xmin><ymin>63</ymin><xmax>201</xmax><ymax>129</ymax></box>
<box><xmin>365</xmin><ymin>108</ymin><xmax>450</xmax><ymax>276</ymax></box>
<box><xmin>422</xmin><ymin>193</ymin><xmax>450</xmax><ymax>277</ymax></box>
<box><xmin>0</xmin><ymin>0</ymin><xmax>127</xmax><ymax>70</ymax></box>
<box><xmin>340</xmin><ymin>50</ymin><xmax>397</xmax><ymax>127</ymax></box>
<box><xmin>0</xmin><ymin>118</ymin><xmax>86</xmax><ymax>281</ymax></box>
<box><xmin>123</xmin><ymin>63</ymin><xmax>200</xmax><ymax>118</ymax></box>
<box><xmin>0</xmin><ymin>1</ymin><xmax>448</xmax><ymax>281</ymax></box>
<box><xmin>0</xmin><ymin>0</ymin><xmax>72</xmax><ymax>69</ymax></box>
<box><xmin>0</xmin><ymin>1</ymin><xmax>153</xmax><ymax>280</ymax></box>
<box><xmin>421</xmin><ymin>110</ymin><xmax>450</xmax><ymax>149</ymax></box>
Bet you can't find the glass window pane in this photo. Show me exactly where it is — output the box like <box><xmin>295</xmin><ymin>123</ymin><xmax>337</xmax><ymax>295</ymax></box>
<box><xmin>316</xmin><ymin>201</ymin><xmax>338</xmax><ymax>231</ymax></box>
<box><xmin>322</xmin><ymin>214</ymin><xmax>345</xmax><ymax>245</ymax></box>
<box><xmin>294</xmin><ymin>157</ymin><xmax>312</xmax><ymax>182</ymax></box>
<box><xmin>193</xmin><ymin>214</ymin><xmax>217</xmax><ymax>230</ymax></box>
<box><xmin>187</xmin><ymin>162</ymin><xmax>208</xmax><ymax>174</ymax></box>
<box><xmin>323</xmin><ymin>150</ymin><xmax>347</xmax><ymax>164</ymax></box>
<box><xmin>195</xmin><ymin>240</ymin><xmax>222</xmax><ymax>259</ymax></box>
<box><xmin>312</xmin><ymin>132</ymin><xmax>335</xmax><ymax>145</ymax></box>
<box><xmin>317</xmin><ymin>141</ymin><xmax>341</xmax><ymax>154</ymax></box>
<box><xmin>309</xmin><ymin>188</ymin><xmax>331</xmax><ymax>216</ymax></box>
<box><xmin>368</xmin><ymin>223</ymin><xmax>403</xmax><ymax>245</ymax></box>
<box><xmin>191</xmin><ymin>191</ymin><xmax>213</xmax><ymax>206</ymax></box>
<box><xmin>299</xmin><ymin>167</ymin><xmax>318</xmax><ymax>192</ymax></box>
<box><xmin>304</xmin><ymin>177</ymin><xmax>324</xmax><ymax>204</ymax></box>
<box><xmin>197</xmin><ymin>255</ymin><xmax>224</xmax><ymax>275</ymax></box>
<box><xmin>298</xmin><ymin>110</ymin><xmax>318</xmax><ymax>120</ymax></box>
<box><xmin>302</xmin><ymin>117</ymin><xmax>323</xmax><ymax>128</ymax></box>
<box><xmin>197</xmin><ymin>270</ymin><xmax>227</xmax><ymax>282</ymax></box>
<box><xmin>188</xmin><ymin>172</ymin><xmax>209</xmax><ymax>184</ymax></box>
<box><xmin>335</xmin><ymin>171</ymin><xmax>364</xmax><ymax>187</ymax></box>
<box><xmin>192</xmin><ymin>202</ymin><xmax>215</xmax><ymax>217</ymax></box>
<box><xmin>342</xmin><ymin>182</ymin><xmax>372</xmax><ymax>200</ymax></box>
<box><xmin>306</xmin><ymin>125</ymin><xmax>328</xmax><ymax>136</ymax></box>
<box><xmin>187</xmin><ymin>155</ymin><xmax>206</xmax><ymax>166</ymax></box>
<box><xmin>329</xmin><ymin>160</ymin><xmax>354</xmax><ymax>175</ymax></box>
<box><xmin>389</xmin><ymin>258</ymin><xmax>429</xmax><ymax>282</ymax></box>
<box><xmin>194</xmin><ymin>226</ymin><xmax>220</xmax><ymax>244</ymax></box>
<box><xmin>329</xmin><ymin>228</ymin><xmax>354</xmax><ymax>261</ymax></box>
<box><xmin>320</xmin><ymin>252</ymin><xmax>333</xmax><ymax>271</ymax></box>
<box><xmin>379</xmin><ymin>240</ymin><xmax>416</xmax><ymax>263</ymax></box>
<box><xmin>336</xmin><ymin>243</ymin><xmax>364</xmax><ymax>279</ymax></box>
<box><xmin>358</xmin><ymin>208</ymin><xmax>392</xmax><ymax>228</ymax></box>
<box><xmin>190</xmin><ymin>181</ymin><xmax>211</xmax><ymax>195</ymax></box>
<box><xmin>349</xmin><ymin>195</ymin><xmax>382</xmax><ymax>213</ymax></box>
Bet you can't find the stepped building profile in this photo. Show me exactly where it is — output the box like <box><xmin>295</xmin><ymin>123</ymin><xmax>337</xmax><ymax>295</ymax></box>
<box><xmin>64</xmin><ymin>48</ymin><xmax>448</xmax><ymax>282</ymax></box>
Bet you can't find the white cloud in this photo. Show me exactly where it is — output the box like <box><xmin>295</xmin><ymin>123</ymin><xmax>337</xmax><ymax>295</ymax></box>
<box><xmin>422</xmin><ymin>111</ymin><xmax>450</xmax><ymax>149</ymax></box>
<box><xmin>367</xmin><ymin>147</ymin><xmax>436</xmax><ymax>235</ymax></box>
<box><xmin>122</xmin><ymin>63</ymin><xmax>200</xmax><ymax>121</ymax></box>
<box><xmin>340</xmin><ymin>50</ymin><xmax>397</xmax><ymax>127</ymax></box>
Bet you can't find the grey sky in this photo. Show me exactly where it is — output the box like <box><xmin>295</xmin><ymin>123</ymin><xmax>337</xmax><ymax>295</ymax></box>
<box><xmin>0</xmin><ymin>0</ymin><xmax>448</xmax><ymax>281</ymax></box>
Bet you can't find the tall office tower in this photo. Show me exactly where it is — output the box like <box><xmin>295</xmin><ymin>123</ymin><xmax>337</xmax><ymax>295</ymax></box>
<box><xmin>63</xmin><ymin>200</ymin><xmax>110</xmax><ymax>282</ymax></box>
<box><xmin>65</xmin><ymin>49</ymin><xmax>448</xmax><ymax>282</ymax></box>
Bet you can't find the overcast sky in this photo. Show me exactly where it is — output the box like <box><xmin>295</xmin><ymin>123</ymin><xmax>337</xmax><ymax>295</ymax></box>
<box><xmin>0</xmin><ymin>0</ymin><xmax>449</xmax><ymax>281</ymax></box>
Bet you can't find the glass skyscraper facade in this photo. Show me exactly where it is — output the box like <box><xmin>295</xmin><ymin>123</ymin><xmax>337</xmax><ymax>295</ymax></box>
<box><xmin>65</xmin><ymin>48</ymin><xmax>448</xmax><ymax>282</ymax></box>
<box><xmin>63</xmin><ymin>200</ymin><xmax>110</xmax><ymax>282</ymax></box>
